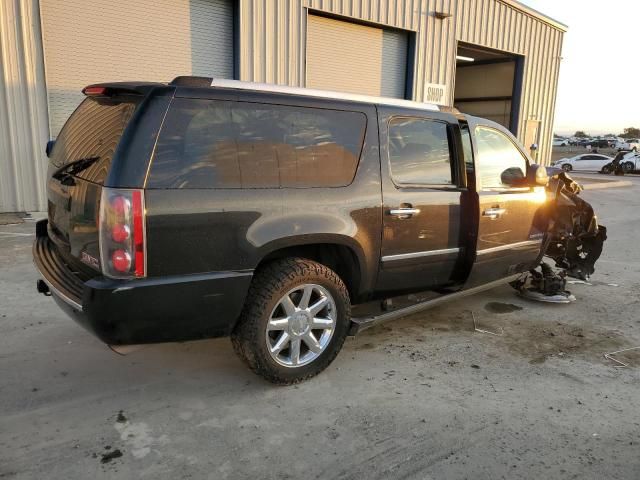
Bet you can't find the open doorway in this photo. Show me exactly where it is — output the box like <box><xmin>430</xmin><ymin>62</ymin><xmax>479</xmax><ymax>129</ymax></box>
<box><xmin>454</xmin><ymin>43</ymin><xmax>524</xmax><ymax>135</ymax></box>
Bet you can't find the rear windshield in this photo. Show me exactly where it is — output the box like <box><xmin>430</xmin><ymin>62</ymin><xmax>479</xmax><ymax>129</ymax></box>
<box><xmin>147</xmin><ymin>98</ymin><xmax>367</xmax><ymax>189</ymax></box>
<box><xmin>49</xmin><ymin>96</ymin><xmax>140</xmax><ymax>184</ymax></box>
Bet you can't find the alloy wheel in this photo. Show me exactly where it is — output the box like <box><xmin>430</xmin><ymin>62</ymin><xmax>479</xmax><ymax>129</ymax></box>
<box><xmin>266</xmin><ymin>284</ymin><xmax>337</xmax><ymax>367</ymax></box>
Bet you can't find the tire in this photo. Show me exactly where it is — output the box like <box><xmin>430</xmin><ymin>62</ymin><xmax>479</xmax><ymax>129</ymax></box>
<box><xmin>601</xmin><ymin>166</ymin><xmax>611</xmax><ymax>174</ymax></box>
<box><xmin>231</xmin><ymin>257</ymin><xmax>351</xmax><ymax>385</ymax></box>
<box><xmin>562</xmin><ymin>164</ymin><xmax>572</xmax><ymax>172</ymax></box>
<box><xmin>622</xmin><ymin>162</ymin><xmax>634</xmax><ymax>173</ymax></box>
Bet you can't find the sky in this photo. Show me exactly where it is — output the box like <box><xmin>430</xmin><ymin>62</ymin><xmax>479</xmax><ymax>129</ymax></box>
<box><xmin>520</xmin><ymin>0</ymin><xmax>640</xmax><ymax>136</ymax></box>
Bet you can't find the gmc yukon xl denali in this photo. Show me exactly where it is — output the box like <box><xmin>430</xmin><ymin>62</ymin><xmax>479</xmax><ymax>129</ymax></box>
<box><xmin>34</xmin><ymin>77</ymin><xmax>606</xmax><ymax>384</ymax></box>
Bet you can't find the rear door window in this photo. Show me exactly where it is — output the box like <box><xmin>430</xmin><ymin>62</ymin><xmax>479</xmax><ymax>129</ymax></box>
<box><xmin>49</xmin><ymin>96</ymin><xmax>140</xmax><ymax>184</ymax></box>
<box><xmin>148</xmin><ymin>99</ymin><xmax>367</xmax><ymax>189</ymax></box>
<box><xmin>387</xmin><ymin>117</ymin><xmax>454</xmax><ymax>186</ymax></box>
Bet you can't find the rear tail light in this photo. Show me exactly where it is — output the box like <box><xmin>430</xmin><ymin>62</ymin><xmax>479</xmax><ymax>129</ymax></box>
<box><xmin>99</xmin><ymin>188</ymin><xmax>146</xmax><ymax>278</ymax></box>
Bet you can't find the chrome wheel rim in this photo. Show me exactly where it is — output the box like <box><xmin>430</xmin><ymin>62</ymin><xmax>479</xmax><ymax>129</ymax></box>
<box><xmin>266</xmin><ymin>284</ymin><xmax>337</xmax><ymax>368</ymax></box>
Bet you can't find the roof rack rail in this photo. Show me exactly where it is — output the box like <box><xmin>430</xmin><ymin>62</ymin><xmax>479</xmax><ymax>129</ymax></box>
<box><xmin>208</xmin><ymin>79</ymin><xmax>440</xmax><ymax>112</ymax></box>
<box><xmin>170</xmin><ymin>76</ymin><xmax>213</xmax><ymax>87</ymax></box>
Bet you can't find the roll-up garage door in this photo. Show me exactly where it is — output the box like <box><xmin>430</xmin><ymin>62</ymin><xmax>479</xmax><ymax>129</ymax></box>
<box><xmin>306</xmin><ymin>15</ymin><xmax>408</xmax><ymax>99</ymax></box>
<box><xmin>40</xmin><ymin>0</ymin><xmax>233</xmax><ymax>137</ymax></box>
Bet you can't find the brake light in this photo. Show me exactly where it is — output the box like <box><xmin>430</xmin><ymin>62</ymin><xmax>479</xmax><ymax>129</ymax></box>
<box><xmin>99</xmin><ymin>188</ymin><xmax>146</xmax><ymax>278</ymax></box>
<box><xmin>82</xmin><ymin>86</ymin><xmax>108</xmax><ymax>96</ymax></box>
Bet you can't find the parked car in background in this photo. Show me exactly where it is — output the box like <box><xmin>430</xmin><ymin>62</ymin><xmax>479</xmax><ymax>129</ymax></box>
<box><xmin>588</xmin><ymin>139</ymin><xmax>615</xmax><ymax>149</ymax></box>
<box><xmin>618</xmin><ymin>139</ymin><xmax>640</xmax><ymax>151</ymax></box>
<box><xmin>620</xmin><ymin>151</ymin><xmax>640</xmax><ymax>172</ymax></box>
<box><xmin>552</xmin><ymin>153</ymin><xmax>614</xmax><ymax>172</ymax></box>
<box><xmin>552</xmin><ymin>138</ymin><xmax>568</xmax><ymax>147</ymax></box>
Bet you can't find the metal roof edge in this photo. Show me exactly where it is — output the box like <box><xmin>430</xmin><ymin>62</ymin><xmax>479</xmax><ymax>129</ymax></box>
<box><xmin>499</xmin><ymin>0</ymin><xmax>568</xmax><ymax>32</ymax></box>
<box><xmin>208</xmin><ymin>79</ymin><xmax>441</xmax><ymax>112</ymax></box>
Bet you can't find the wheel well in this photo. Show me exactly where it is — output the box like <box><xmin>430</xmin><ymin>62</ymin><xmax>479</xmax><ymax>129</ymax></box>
<box><xmin>257</xmin><ymin>244</ymin><xmax>362</xmax><ymax>301</ymax></box>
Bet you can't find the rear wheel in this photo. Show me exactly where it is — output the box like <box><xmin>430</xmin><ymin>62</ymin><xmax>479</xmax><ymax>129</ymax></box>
<box><xmin>231</xmin><ymin>258</ymin><xmax>351</xmax><ymax>384</ymax></box>
<box><xmin>562</xmin><ymin>164</ymin><xmax>572</xmax><ymax>172</ymax></box>
<box><xmin>622</xmin><ymin>162</ymin><xmax>634</xmax><ymax>173</ymax></box>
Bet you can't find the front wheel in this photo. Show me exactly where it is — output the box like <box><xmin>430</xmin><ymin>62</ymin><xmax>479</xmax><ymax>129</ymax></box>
<box><xmin>231</xmin><ymin>258</ymin><xmax>351</xmax><ymax>384</ymax></box>
<box><xmin>562</xmin><ymin>163</ymin><xmax>572</xmax><ymax>172</ymax></box>
<box><xmin>622</xmin><ymin>162</ymin><xmax>634</xmax><ymax>173</ymax></box>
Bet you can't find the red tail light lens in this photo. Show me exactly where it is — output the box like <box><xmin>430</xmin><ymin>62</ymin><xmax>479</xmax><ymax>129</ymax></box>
<box><xmin>99</xmin><ymin>188</ymin><xmax>146</xmax><ymax>278</ymax></box>
<box><xmin>82</xmin><ymin>86</ymin><xmax>108</xmax><ymax>96</ymax></box>
<box><xmin>111</xmin><ymin>249</ymin><xmax>132</xmax><ymax>272</ymax></box>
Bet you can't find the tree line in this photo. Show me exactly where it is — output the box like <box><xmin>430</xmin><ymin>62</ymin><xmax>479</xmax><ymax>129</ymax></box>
<box><xmin>571</xmin><ymin>127</ymin><xmax>640</xmax><ymax>139</ymax></box>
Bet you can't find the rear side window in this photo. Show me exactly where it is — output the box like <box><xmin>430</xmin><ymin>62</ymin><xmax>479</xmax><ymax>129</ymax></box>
<box><xmin>49</xmin><ymin>96</ymin><xmax>139</xmax><ymax>184</ymax></box>
<box><xmin>148</xmin><ymin>99</ymin><xmax>367</xmax><ymax>189</ymax></box>
<box><xmin>387</xmin><ymin>117</ymin><xmax>453</xmax><ymax>185</ymax></box>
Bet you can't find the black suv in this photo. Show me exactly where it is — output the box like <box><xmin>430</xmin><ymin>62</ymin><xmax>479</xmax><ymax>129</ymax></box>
<box><xmin>34</xmin><ymin>77</ymin><xmax>605</xmax><ymax>384</ymax></box>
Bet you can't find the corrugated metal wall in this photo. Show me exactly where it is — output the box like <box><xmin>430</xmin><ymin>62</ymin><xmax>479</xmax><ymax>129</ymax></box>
<box><xmin>0</xmin><ymin>0</ymin><xmax>564</xmax><ymax>212</ymax></box>
<box><xmin>238</xmin><ymin>0</ymin><xmax>565</xmax><ymax>166</ymax></box>
<box><xmin>0</xmin><ymin>0</ymin><xmax>50</xmax><ymax>213</ymax></box>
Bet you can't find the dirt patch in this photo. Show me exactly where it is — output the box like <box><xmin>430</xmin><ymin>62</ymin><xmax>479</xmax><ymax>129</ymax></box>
<box><xmin>502</xmin><ymin>319</ymin><xmax>626</xmax><ymax>364</ymax></box>
<box><xmin>356</xmin><ymin>308</ymin><xmax>627</xmax><ymax>366</ymax></box>
<box><xmin>484</xmin><ymin>302</ymin><xmax>523</xmax><ymax>314</ymax></box>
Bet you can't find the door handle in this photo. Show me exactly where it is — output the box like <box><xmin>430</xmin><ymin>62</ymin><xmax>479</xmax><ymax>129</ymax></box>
<box><xmin>483</xmin><ymin>207</ymin><xmax>506</xmax><ymax>219</ymax></box>
<box><xmin>389</xmin><ymin>207</ymin><xmax>420</xmax><ymax>219</ymax></box>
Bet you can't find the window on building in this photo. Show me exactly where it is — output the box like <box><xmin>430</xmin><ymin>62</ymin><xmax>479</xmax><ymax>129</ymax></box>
<box><xmin>388</xmin><ymin>117</ymin><xmax>453</xmax><ymax>185</ymax></box>
<box><xmin>148</xmin><ymin>99</ymin><xmax>367</xmax><ymax>189</ymax></box>
<box><xmin>474</xmin><ymin>126</ymin><xmax>528</xmax><ymax>189</ymax></box>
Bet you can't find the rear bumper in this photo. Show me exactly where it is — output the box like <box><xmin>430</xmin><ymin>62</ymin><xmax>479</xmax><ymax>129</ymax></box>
<box><xmin>33</xmin><ymin>220</ymin><xmax>253</xmax><ymax>345</ymax></box>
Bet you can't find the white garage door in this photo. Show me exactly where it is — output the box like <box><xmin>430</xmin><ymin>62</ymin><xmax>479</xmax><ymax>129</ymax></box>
<box><xmin>306</xmin><ymin>15</ymin><xmax>408</xmax><ymax>99</ymax></box>
<box><xmin>40</xmin><ymin>0</ymin><xmax>233</xmax><ymax>137</ymax></box>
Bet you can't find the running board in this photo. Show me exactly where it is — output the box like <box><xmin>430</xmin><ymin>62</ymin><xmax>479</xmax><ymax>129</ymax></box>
<box><xmin>349</xmin><ymin>274</ymin><xmax>522</xmax><ymax>335</ymax></box>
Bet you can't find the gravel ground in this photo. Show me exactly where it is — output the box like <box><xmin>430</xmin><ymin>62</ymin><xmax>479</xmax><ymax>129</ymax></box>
<box><xmin>1</xmin><ymin>175</ymin><xmax>638</xmax><ymax>480</ymax></box>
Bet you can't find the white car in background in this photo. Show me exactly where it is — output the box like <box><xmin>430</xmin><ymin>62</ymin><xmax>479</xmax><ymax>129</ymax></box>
<box><xmin>620</xmin><ymin>151</ymin><xmax>640</xmax><ymax>172</ymax></box>
<box><xmin>552</xmin><ymin>138</ymin><xmax>568</xmax><ymax>146</ymax></box>
<box><xmin>553</xmin><ymin>153</ymin><xmax>613</xmax><ymax>172</ymax></box>
<box><xmin>618</xmin><ymin>139</ymin><xmax>639</xmax><ymax>151</ymax></box>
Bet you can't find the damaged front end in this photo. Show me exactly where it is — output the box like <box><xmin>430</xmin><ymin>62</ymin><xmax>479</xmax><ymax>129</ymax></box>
<box><xmin>511</xmin><ymin>168</ymin><xmax>607</xmax><ymax>302</ymax></box>
<box><xmin>542</xmin><ymin>169</ymin><xmax>607</xmax><ymax>281</ymax></box>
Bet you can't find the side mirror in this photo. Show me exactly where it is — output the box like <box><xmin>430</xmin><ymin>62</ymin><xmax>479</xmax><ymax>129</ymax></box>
<box><xmin>527</xmin><ymin>164</ymin><xmax>549</xmax><ymax>187</ymax></box>
<box><xmin>45</xmin><ymin>140</ymin><xmax>56</xmax><ymax>158</ymax></box>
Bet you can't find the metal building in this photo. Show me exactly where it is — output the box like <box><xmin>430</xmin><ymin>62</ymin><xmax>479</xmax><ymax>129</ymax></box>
<box><xmin>0</xmin><ymin>0</ymin><xmax>566</xmax><ymax>213</ymax></box>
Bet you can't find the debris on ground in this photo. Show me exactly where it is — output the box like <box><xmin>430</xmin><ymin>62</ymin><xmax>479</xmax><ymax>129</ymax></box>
<box><xmin>511</xmin><ymin>263</ymin><xmax>576</xmax><ymax>304</ymax></box>
<box><xmin>471</xmin><ymin>311</ymin><xmax>503</xmax><ymax>336</ymax></box>
<box><xmin>603</xmin><ymin>346</ymin><xmax>640</xmax><ymax>368</ymax></box>
<box><xmin>100</xmin><ymin>448</ymin><xmax>123</xmax><ymax>464</ymax></box>
<box><xmin>116</xmin><ymin>411</ymin><xmax>127</xmax><ymax>423</ymax></box>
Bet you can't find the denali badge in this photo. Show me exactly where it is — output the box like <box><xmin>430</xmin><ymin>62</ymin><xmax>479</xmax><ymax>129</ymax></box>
<box><xmin>81</xmin><ymin>251</ymin><xmax>100</xmax><ymax>269</ymax></box>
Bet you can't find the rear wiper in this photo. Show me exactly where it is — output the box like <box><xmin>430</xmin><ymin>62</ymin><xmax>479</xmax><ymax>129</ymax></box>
<box><xmin>53</xmin><ymin>156</ymin><xmax>100</xmax><ymax>182</ymax></box>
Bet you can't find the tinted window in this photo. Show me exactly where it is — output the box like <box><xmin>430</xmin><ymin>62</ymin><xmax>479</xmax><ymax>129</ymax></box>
<box><xmin>388</xmin><ymin>118</ymin><xmax>453</xmax><ymax>185</ymax></box>
<box><xmin>474</xmin><ymin>126</ymin><xmax>528</xmax><ymax>189</ymax></box>
<box><xmin>49</xmin><ymin>96</ymin><xmax>139</xmax><ymax>184</ymax></box>
<box><xmin>148</xmin><ymin>99</ymin><xmax>366</xmax><ymax>189</ymax></box>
